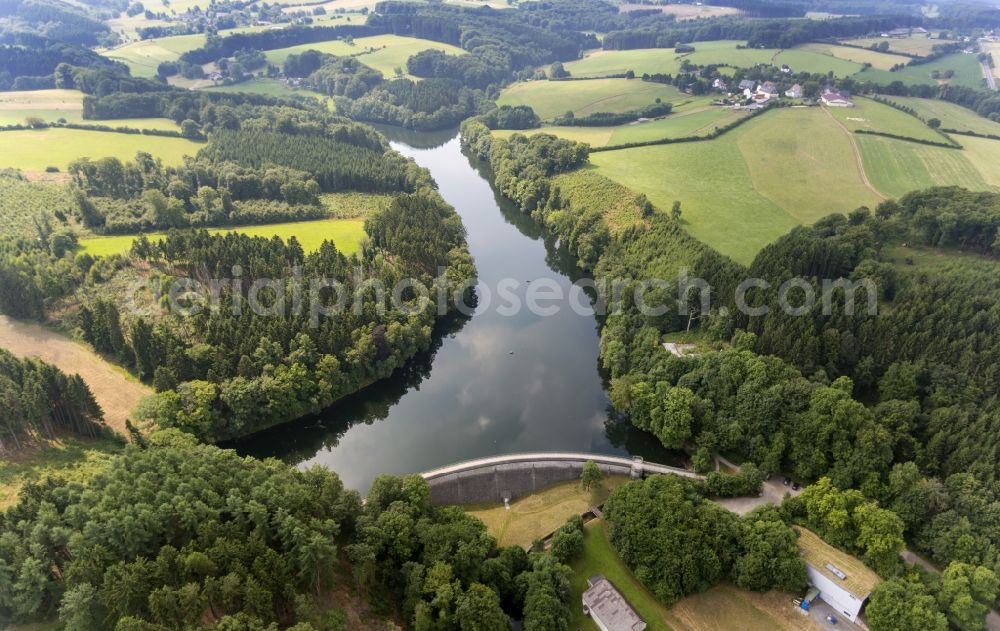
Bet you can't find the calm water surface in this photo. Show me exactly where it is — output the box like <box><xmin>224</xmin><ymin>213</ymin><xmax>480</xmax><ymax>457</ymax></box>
<box><xmin>229</xmin><ymin>128</ymin><xmax>674</xmax><ymax>491</ymax></box>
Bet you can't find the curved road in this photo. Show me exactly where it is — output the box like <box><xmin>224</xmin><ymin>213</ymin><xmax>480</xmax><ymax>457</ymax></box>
<box><xmin>420</xmin><ymin>451</ymin><xmax>704</xmax><ymax>480</ymax></box>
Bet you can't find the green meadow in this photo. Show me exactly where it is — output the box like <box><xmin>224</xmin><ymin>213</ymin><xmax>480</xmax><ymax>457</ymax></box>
<box><xmin>855</xmin><ymin>52</ymin><xmax>985</xmax><ymax>89</ymax></box>
<box><xmin>844</xmin><ymin>35</ymin><xmax>959</xmax><ymax>57</ymax></box>
<box><xmin>0</xmin><ymin>89</ymin><xmax>181</xmax><ymax>130</ymax></box>
<box><xmin>827</xmin><ymin>96</ymin><xmax>945</xmax><ymax>142</ymax></box>
<box><xmin>795</xmin><ymin>42</ymin><xmax>910</xmax><ymax>70</ymax></box>
<box><xmin>0</xmin><ymin>128</ymin><xmax>199</xmax><ymax>172</ymax></box>
<box><xmin>264</xmin><ymin>34</ymin><xmax>466</xmax><ymax>76</ymax></box>
<box><xmin>77</xmin><ymin>218</ymin><xmax>367</xmax><ymax>257</ymax></box>
<box><xmin>493</xmin><ymin>106</ymin><xmax>747</xmax><ymax>147</ymax></box>
<box><xmin>497</xmin><ymin>79</ymin><xmax>685</xmax><ymax>120</ymax></box>
<box><xmin>102</xmin><ymin>33</ymin><xmax>208</xmax><ymax>77</ymax></box>
<box><xmin>885</xmin><ymin>96</ymin><xmax>1000</xmax><ymax>136</ymax></box>
<box><xmin>855</xmin><ymin>134</ymin><xmax>994</xmax><ymax>198</ymax></box>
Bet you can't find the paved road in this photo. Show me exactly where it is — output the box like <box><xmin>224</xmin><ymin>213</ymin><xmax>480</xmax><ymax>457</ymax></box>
<box><xmin>420</xmin><ymin>452</ymin><xmax>705</xmax><ymax>480</ymax></box>
<box><xmin>982</xmin><ymin>58</ymin><xmax>998</xmax><ymax>91</ymax></box>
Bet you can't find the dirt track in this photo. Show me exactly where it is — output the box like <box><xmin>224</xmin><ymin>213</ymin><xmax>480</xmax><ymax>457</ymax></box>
<box><xmin>0</xmin><ymin>316</ymin><xmax>151</xmax><ymax>434</ymax></box>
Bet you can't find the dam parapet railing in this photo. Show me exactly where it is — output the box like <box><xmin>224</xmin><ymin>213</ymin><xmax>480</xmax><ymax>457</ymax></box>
<box><xmin>420</xmin><ymin>452</ymin><xmax>705</xmax><ymax>505</ymax></box>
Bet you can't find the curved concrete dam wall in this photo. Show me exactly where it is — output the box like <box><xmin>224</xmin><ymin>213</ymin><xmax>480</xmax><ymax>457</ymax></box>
<box><xmin>420</xmin><ymin>452</ymin><xmax>704</xmax><ymax>505</ymax></box>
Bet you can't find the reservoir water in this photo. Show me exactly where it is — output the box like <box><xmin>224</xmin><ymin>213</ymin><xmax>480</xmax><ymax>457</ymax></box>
<box><xmin>230</xmin><ymin>128</ymin><xmax>674</xmax><ymax>491</ymax></box>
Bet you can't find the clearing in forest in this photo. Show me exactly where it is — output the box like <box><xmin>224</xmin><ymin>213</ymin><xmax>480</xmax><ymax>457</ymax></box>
<box><xmin>0</xmin><ymin>316</ymin><xmax>151</xmax><ymax>434</ymax></box>
<box><xmin>264</xmin><ymin>34</ymin><xmax>467</xmax><ymax>77</ymax></box>
<box><xmin>77</xmin><ymin>217</ymin><xmax>367</xmax><ymax>257</ymax></box>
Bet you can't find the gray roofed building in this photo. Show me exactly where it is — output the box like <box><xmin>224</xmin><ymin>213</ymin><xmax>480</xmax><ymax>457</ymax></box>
<box><xmin>582</xmin><ymin>575</ymin><xmax>647</xmax><ymax>631</ymax></box>
<box><xmin>738</xmin><ymin>79</ymin><xmax>756</xmax><ymax>91</ymax></box>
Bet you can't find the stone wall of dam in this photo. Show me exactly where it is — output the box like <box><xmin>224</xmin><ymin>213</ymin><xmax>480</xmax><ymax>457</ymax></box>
<box><xmin>420</xmin><ymin>452</ymin><xmax>703</xmax><ymax>505</ymax></box>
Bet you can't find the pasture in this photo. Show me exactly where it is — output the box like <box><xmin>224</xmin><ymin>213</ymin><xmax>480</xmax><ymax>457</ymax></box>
<box><xmin>493</xmin><ymin>106</ymin><xmax>747</xmax><ymax>147</ymax></box>
<box><xmin>826</xmin><ymin>96</ymin><xmax>944</xmax><ymax>142</ymax></box>
<box><xmin>102</xmin><ymin>33</ymin><xmax>207</xmax><ymax>77</ymax></box>
<box><xmin>883</xmin><ymin>96</ymin><xmax>1000</xmax><ymax>136</ymax></box>
<box><xmin>771</xmin><ymin>48</ymin><xmax>862</xmax><ymax>76</ymax></box>
<box><xmin>843</xmin><ymin>35</ymin><xmax>959</xmax><ymax>57</ymax></box>
<box><xmin>205</xmin><ymin>78</ymin><xmax>331</xmax><ymax>104</ymax></box>
<box><xmin>464</xmin><ymin>477</ymin><xmax>629</xmax><ymax>548</ymax></box>
<box><xmin>855</xmin><ymin>53</ymin><xmax>985</xmax><ymax>89</ymax></box>
<box><xmin>855</xmin><ymin>134</ymin><xmax>994</xmax><ymax>198</ymax></box>
<box><xmin>795</xmin><ymin>42</ymin><xmax>910</xmax><ymax>71</ymax></box>
<box><xmin>77</xmin><ymin>218</ymin><xmax>367</xmax><ymax>257</ymax></box>
<box><xmin>497</xmin><ymin>79</ymin><xmax>684</xmax><ymax>120</ymax></box>
<box><xmin>0</xmin><ymin>128</ymin><xmax>199</xmax><ymax>172</ymax></box>
<box><xmin>264</xmin><ymin>34</ymin><xmax>466</xmax><ymax>77</ymax></box>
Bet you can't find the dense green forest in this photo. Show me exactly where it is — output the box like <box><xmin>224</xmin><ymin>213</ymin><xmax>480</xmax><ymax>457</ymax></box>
<box><xmin>0</xmin><ymin>432</ymin><xmax>579</xmax><ymax>629</ymax></box>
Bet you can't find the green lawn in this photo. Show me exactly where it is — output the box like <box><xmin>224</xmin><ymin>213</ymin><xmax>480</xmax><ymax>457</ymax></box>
<box><xmin>497</xmin><ymin>79</ymin><xmax>685</xmax><ymax>121</ymax></box>
<box><xmin>855</xmin><ymin>134</ymin><xmax>995</xmax><ymax>198</ymax></box>
<box><xmin>571</xmin><ymin>520</ymin><xmax>676</xmax><ymax>631</ymax></box>
<box><xmin>827</xmin><ymin>96</ymin><xmax>944</xmax><ymax>142</ymax></box>
<box><xmin>884</xmin><ymin>96</ymin><xmax>1000</xmax><ymax>136</ymax></box>
<box><xmin>493</xmin><ymin>107</ymin><xmax>747</xmax><ymax>147</ymax></box>
<box><xmin>77</xmin><ymin>218</ymin><xmax>367</xmax><ymax>257</ymax></box>
<box><xmin>795</xmin><ymin>42</ymin><xmax>910</xmax><ymax>71</ymax></box>
<box><xmin>0</xmin><ymin>128</ymin><xmax>200</xmax><ymax>172</ymax></box>
<box><xmin>102</xmin><ymin>33</ymin><xmax>208</xmax><ymax>77</ymax></box>
<box><xmin>264</xmin><ymin>34</ymin><xmax>466</xmax><ymax>77</ymax></box>
<box><xmin>855</xmin><ymin>53</ymin><xmax>986</xmax><ymax>89</ymax></box>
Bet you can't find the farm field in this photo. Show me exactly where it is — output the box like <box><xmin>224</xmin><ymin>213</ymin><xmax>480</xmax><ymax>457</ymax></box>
<box><xmin>264</xmin><ymin>34</ymin><xmax>466</xmax><ymax>76</ymax></box>
<box><xmin>883</xmin><ymin>96</ymin><xmax>1000</xmax><ymax>136</ymax></box>
<box><xmin>855</xmin><ymin>52</ymin><xmax>985</xmax><ymax>89</ymax></box>
<box><xmin>569</xmin><ymin>520</ymin><xmax>816</xmax><ymax>631</ymax></box>
<box><xmin>952</xmin><ymin>136</ymin><xmax>1000</xmax><ymax>188</ymax></box>
<box><xmin>464</xmin><ymin>476</ymin><xmax>629</xmax><ymax>548</ymax></box>
<box><xmin>826</xmin><ymin>96</ymin><xmax>945</xmax><ymax>142</ymax></box>
<box><xmin>0</xmin><ymin>128</ymin><xmax>200</xmax><ymax>172</ymax></box>
<box><xmin>102</xmin><ymin>33</ymin><xmax>208</xmax><ymax>77</ymax></box>
<box><xmin>0</xmin><ymin>174</ymin><xmax>72</xmax><ymax>239</ymax></box>
<box><xmin>77</xmin><ymin>218</ymin><xmax>367</xmax><ymax>257</ymax></box>
<box><xmin>855</xmin><ymin>134</ymin><xmax>995</xmax><ymax>198</ymax></box>
<box><xmin>0</xmin><ymin>89</ymin><xmax>182</xmax><ymax>130</ymax></box>
<box><xmin>589</xmin><ymin>107</ymin><xmax>883</xmax><ymax>263</ymax></box>
<box><xmin>843</xmin><ymin>35</ymin><xmax>957</xmax><ymax>57</ymax></box>
<box><xmin>562</xmin><ymin>40</ymin><xmax>866</xmax><ymax>79</ymax></box>
<box><xmin>493</xmin><ymin>107</ymin><xmax>747</xmax><ymax>147</ymax></box>
<box><xmin>795</xmin><ymin>42</ymin><xmax>910</xmax><ymax>70</ymax></box>
<box><xmin>497</xmin><ymin>79</ymin><xmax>685</xmax><ymax>120</ymax></box>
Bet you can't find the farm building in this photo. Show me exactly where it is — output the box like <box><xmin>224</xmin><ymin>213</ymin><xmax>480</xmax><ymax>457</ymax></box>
<box><xmin>759</xmin><ymin>81</ymin><xmax>780</xmax><ymax>96</ymax></box>
<box><xmin>738</xmin><ymin>79</ymin><xmax>756</xmax><ymax>91</ymax></box>
<box><xmin>821</xmin><ymin>89</ymin><xmax>854</xmax><ymax>107</ymax></box>
<box><xmin>795</xmin><ymin>527</ymin><xmax>882</xmax><ymax>623</ymax></box>
<box><xmin>582</xmin><ymin>575</ymin><xmax>647</xmax><ymax>631</ymax></box>
<box><xmin>785</xmin><ymin>83</ymin><xmax>803</xmax><ymax>98</ymax></box>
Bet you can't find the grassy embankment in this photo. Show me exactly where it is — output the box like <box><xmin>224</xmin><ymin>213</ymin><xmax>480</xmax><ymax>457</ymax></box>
<box><xmin>464</xmin><ymin>476</ymin><xmax>630</xmax><ymax>548</ymax></box>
